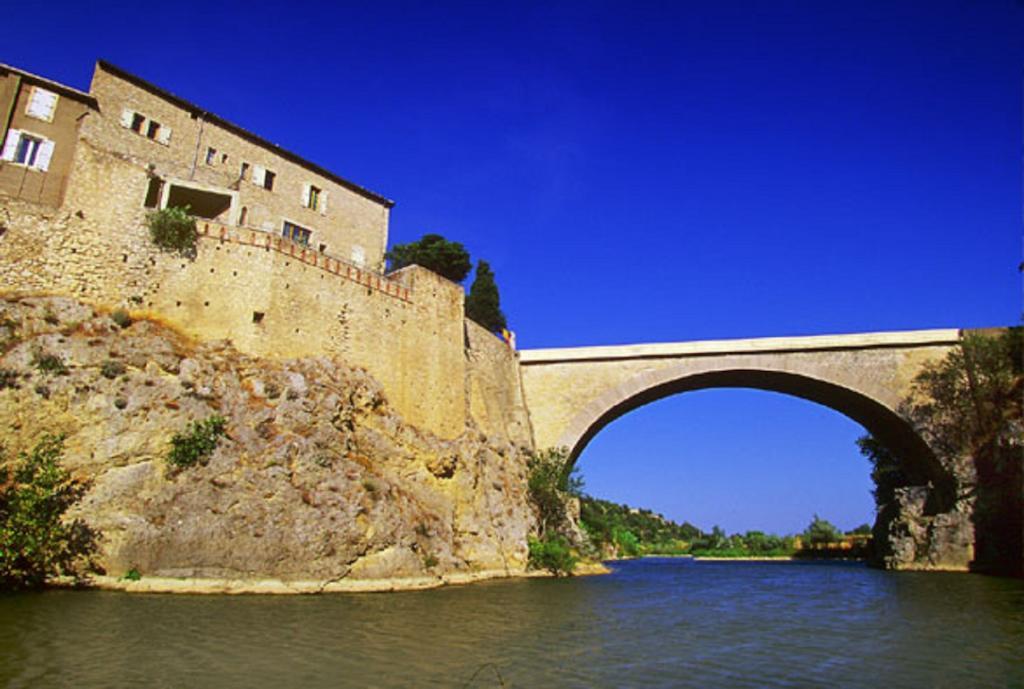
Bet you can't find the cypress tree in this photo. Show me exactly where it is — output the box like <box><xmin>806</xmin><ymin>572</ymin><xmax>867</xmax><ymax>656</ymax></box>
<box><xmin>465</xmin><ymin>260</ymin><xmax>507</xmax><ymax>333</ymax></box>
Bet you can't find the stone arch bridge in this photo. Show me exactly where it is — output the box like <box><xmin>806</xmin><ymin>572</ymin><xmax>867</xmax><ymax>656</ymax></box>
<box><xmin>518</xmin><ymin>329</ymin><xmax>962</xmax><ymax>483</ymax></box>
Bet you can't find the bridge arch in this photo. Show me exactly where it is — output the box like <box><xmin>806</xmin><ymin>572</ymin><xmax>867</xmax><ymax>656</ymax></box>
<box><xmin>519</xmin><ymin>331</ymin><xmax>966</xmax><ymax>509</ymax></box>
<box><xmin>560</xmin><ymin>365</ymin><xmax>949</xmax><ymax>494</ymax></box>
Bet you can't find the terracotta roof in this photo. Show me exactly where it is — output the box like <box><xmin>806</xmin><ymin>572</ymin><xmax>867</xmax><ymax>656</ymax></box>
<box><xmin>96</xmin><ymin>60</ymin><xmax>394</xmax><ymax>208</ymax></box>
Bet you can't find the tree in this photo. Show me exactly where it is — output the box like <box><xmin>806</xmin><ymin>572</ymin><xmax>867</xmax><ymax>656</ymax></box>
<box><xmin>903</xmin><ymin>328</ymin><xmax>1023</xmax><ymax>575</ymax></box>
<box><xmin>465</xmin><ymin>260</ymin><xmax>507</xmax><ymax>333</ymax></box>
<box><xmin>802</xmin><ymin>514</ymin><xmax>842</xmax><ymax>547</ymax></box>
<box><xmin>385</xmin><ymin>233</ymin><xmax>471</xmax><ymax>283</ymax></box>
<box><xmin>0</xmin><ymin>435</ymin><xmax>99</xmax><ymax>590</ymax></box>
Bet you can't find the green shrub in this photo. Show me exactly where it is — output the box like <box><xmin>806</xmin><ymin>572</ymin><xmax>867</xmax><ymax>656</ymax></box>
<box><xmin>527</xmin><ymin>447</ymin><xmax>577</xmax><ymax>538</ymax></box>
<box><xmin>167</xmin><ymin>415</ymin><xmax>227</xmax><ymax>470</ymax></box>
<box><xmin>110</xmin><ymin>309</ymin><xmax>132</xmax><ymax>329</ymax></box>
<box><xmin>32</xmin><ymin>351</ymin><xmax>68</xmax><ymax>376</ymax></box>
<box><xmin>0</xmin><ymin>368</ymin><xmax>18</xmax><ymax>390</ymax></box>
<box><xmin>123</xmin><ymin>567</ymin><xmax>142</xmax><ymax>581</ymax></box>
<box><xmin>527</xmin><ymin>536</ymin><xmax>577</xmax><ymax>576</ymax></box>
<box><xmin>0</xmin><ymin>435</ymin><xmax>99</xmax><ymax>589</ymax></box>
<box><xmin>147</xmin><ymin>206</ymin><xmax>197</xmax><ymax>257</ymax></box>
<box><xmin>465</xmin><ymin>260</ymin><xmax>507</xmax><ymax>333</ymax></box>
<box><xmin>423</xmin><ymin>554</ymin><xmax>439</xmax><ymax>569</ymax></box>
<box><xmin>385</xmin><ymin>233</ymin><xmax>472</xmax><ymax>282</ymax></box>
<box><xmin>100</xmin><ymin>360</ymin><xmax>126</xmax><ymax>379</ymax></box>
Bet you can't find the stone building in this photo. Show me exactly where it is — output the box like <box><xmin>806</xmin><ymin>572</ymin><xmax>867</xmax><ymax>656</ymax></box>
<box><xmin>83</xmin><ymin>61</ymin><xmax>394</xmax><ymax>270</ymax></box>
<box><xmin>0</xmin><ymin>63</ymin><xmax>98</xmax><ymax>207</ymax></box>
<box><xmin>0</xmin><ymin>60</ymin><xmax>530</xmax><ymax>444</ymax></box>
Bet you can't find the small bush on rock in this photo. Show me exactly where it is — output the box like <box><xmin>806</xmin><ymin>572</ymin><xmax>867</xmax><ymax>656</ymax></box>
<box><xmin>32</xmin><ymin>351</ymin><xmax>68</xmax><ymax>376</ymax></box>
<box><xmin>167</xmin><ymin>415</ymin><xmax>227</xmax><ymax>470</ymax></box>
<box><xmin>100</xmin><ymin>360</ymin><xmax>126</xmax><ymax>379</ymax></box>
<box><xmin>110</xmin><ymin>309</ymin><xmax>132</xmax><ymax>329</ymax></box>
<box><xmin>528</xmin><ymin>536</ymin><xmax>577</xmax><ymax>576</ymax></box>
<box><xmin>147</xmin><ymin>206</ymin><xmax>197</xmax><ymax>257</ymax></box>
<box><xmin>0</xmin><ymin>435</ymin><xmax>99</xmax><ymax>590</ymax></box>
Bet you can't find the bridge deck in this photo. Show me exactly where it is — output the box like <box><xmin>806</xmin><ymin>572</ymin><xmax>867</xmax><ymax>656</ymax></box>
<box><xmin>518</xmin><ymin>328</ymin><xmax>962</xmax><ymax>364</ymax></box>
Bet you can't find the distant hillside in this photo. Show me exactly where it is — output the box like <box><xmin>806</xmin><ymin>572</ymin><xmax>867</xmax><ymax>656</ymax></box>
<box><xmin>579</xmin><ymin>496</ymin><xmax>701</xmax><ymax>558</ymax></box>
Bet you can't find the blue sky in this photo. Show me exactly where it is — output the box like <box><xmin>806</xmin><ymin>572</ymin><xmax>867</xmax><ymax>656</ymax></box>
<box><xmin>5</xmin><ymin>0</ymin><xmax>1021</xmax><ymax>534</ymax></box>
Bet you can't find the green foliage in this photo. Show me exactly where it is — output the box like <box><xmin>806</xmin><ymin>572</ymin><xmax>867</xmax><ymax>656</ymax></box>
<box><xmin>0</xmin><ymin>435</ymin><xmax>99</xmax><ymax>589</ymax></box>
<box><xmin>123</xmin><ymin>567</ymin><xmax>142</xmax><ymax>581</ymax></box>
<box><xmin>465</xmin><ymin>260</ymin><xmax>507</xmax><ymax>333</ymax></box>
<box><xmin>166</xmin><ymin>415</ymin><xmax>227</xmax><ymax>470</ymax></box>
<box><xmin>0</xmin><ymin>368</ymin><xmax>18</xmax><ymax>390</ymax></box>
<box><xmin>146</xmin><ymin>206</ymin><xmax>197</xmax><ymax>257</ymax></box>
<box><xmin>100</xmin><ymin>360</ymin><xmax>126</xmax><ymax>380</ymax></box>
<box><xmin>903</xmin><ymin>328</ymin><xmax>1023</xmax><ymax>575</ymax></box>
<box><xmin>579</xmin><ymin>495</ymin><xmax>701</xmax><ymax>557</ymax></box>
<box><xmin>423</xmin><ymin>554</ymin><xmax>439</xmax><ymax>569</ymax></box>
<box><xmin>802</xmin><ymin>514</ymin><xmax>843</xmax><ymax>547</ymax></box>
<box><xmin>527</xmin><ymin>535</ymin><xmax>577</xmax><ymax>576</ymax></box>
<box><xmin>110</xmin><ymin>309</ymin><xmax>133</xmax><ymax>329</ymax></box>
<box><xmin>850</xmin><ymin>523</ymin><xmax>872</xmax><ymax>536</ymax></box>
<box><xmin>385</xmin><ymin>233</ymin><xmax>472</xmax><ymax>282</ymax></box>
<box><xmin>612</xmin><ymin>527</ymin><xmax>640</xmax><ymax>557</ymax></box>
<box><xmin>856</xmin><ymin>435</ymin><xmax>908</xmax><ymax>508</ymax></box>
<box><xmin>32</xmin><ymin>350</ymin><xmax>68</xmax><ymax>376</ymax></box>
<box><xmin>527</xmin><ymin>448</ymin><xmax>575</xmax><ymax>538</ymax></box>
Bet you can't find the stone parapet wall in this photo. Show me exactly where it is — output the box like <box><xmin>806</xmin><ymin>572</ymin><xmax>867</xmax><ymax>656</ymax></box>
<box><xmin>0</xmin><ymin>165</ymin><xmax>470</xmax><ymax>439</ymax></box>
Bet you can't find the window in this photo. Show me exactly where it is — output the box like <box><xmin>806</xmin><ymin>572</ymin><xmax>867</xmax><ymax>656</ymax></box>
<box><xmin>205</xmin><ymin>147</ymin><xmax>217</xmax><ymax>165</ymax></box>
<box><xmin>252</xmin><ymin>165</ymin><xmax>275</xmax><ymax>190</ymax></box>
<box><xmin>120</xmin><ymin>108</ymin><xmax>172</xmax><ymax>145</ymax></box>
<box><xmin>282</xmin><ymin>221</ymin><xmax>311</xmax><ymax>246</ymax></box>
<box><xmin>25</xmin><ymin>87</ymin><xmax>58</xmax><ymax>122</ymax></box>
<box><xmin>239</xmin><ymin>206</ymin><xmax>248</xmax><ymax>226</ymax></box>
<box><xmin>221</xmin><ymin>152</ymin><xmax>228</xmax><ymax>164</ymax></box>
<box><xmin>240</xmin><ymin>162</ymin><xmax>250</xmax><ymax>180</ymax></box>
<box><xmin>0</xmin><ymin>130</ymin><xmax>54</xmax><ymax>171</ymax></box>
<box><xmin>301</xmin><ymin>183</ymin><xmax>322</xmax><ymax>211</ymax></box>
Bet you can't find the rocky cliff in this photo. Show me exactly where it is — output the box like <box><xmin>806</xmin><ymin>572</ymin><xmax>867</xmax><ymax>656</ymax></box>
<box><xmin>0</xmin><ymin>295</ymin><xmax>536</xmax><ymax>589</ymax></box>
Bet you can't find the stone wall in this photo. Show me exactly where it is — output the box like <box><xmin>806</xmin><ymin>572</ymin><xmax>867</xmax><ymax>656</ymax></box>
<box><xmin>0</xmin><ymin>156</ymin><xmax>472</xmax><ymax>439</ymax></box>
<box><xmin>464</xmin><ymin>319</ymin><xmax>533</xmax><ymax>447</ymax></box>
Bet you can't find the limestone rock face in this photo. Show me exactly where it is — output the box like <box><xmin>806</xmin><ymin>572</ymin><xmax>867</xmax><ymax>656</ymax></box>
<box><xmin>0</xmin><ymin>296</ymin><xmax>534</xmax><ymax>582</ymax></box>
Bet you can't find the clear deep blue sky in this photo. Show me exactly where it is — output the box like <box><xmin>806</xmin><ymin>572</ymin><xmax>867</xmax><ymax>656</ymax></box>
<box><xmin>6</xmin><ymin>1</ymin><xmax>1022</xmax><ymax>534</ymax></box>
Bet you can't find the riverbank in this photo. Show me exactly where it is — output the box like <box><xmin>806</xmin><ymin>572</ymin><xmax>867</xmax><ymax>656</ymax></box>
<box><xmin>55</xmin><ymin>562</ymin><xmax>612</xmax><ymax>595</ymax></box>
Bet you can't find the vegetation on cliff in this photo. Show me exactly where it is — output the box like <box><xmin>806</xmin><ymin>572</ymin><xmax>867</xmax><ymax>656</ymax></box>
<box><xmin>0</xmin><ymin>295</ymin><xmax>535</xmax><ymax>585</ymax></box>
<box><xmin>525</xmin><ymin>448</ymin><xmax>581</xmax><ymax>576</ymax></box>
<box><xmin>0</xmin><ymin>435</ymin><xmax>98</xmax><ymax>590</ymax></box>
<box><xmin>859</xmin><ymin>328</ymin><xmax>1023</xmax><ymax>576</ymax></box>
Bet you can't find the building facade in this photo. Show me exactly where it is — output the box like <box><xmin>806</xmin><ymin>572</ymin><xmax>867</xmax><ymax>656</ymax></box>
<box><xmin>0</xmin><ymin>63</ymin><xmax>98</xmax><ymax>208</ymax></box>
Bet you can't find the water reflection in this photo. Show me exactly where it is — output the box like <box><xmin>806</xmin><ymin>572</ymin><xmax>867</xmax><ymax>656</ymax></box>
<box><xmin>1</xmin><ymin>560</ymin><xmax>1022</xmax><ymax>688</ymax></box>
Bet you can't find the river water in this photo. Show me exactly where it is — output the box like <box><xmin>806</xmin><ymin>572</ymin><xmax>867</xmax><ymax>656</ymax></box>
<box><xmin>1</xmin><ymin>559</ymin><xmax>1022</xmax><ymax>688</ymax></box>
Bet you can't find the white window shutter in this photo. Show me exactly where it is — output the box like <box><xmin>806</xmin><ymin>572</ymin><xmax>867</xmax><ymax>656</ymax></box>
<box><xmin>301</xmin><ymin>182</ymin><xmax>310</xmax><ymax>206</ymax></box>
<box><xmin>252</xmin><ymin>165</ymin><xmax>265</xmax><ymax>187</ymax></box>
<box><xmin>27</xmin><ymin>88</ymin><xmax>58</xmax><ymax>120</ymax></box>
<box><xmin>120</xmin><ymin>108</ymin><xmax>134</xmax><ymax>128</ymax></box>
<box><xmin>320</xmin><ymin>190</ymin><xmax>328</xmax><ymax>215</ymax></box>
<box><xmin>156</xmin><ymin>126</ymin><xmax>172</xmax><ymax>145</ymax></box>
<box><xmin>34</xmin><ymin>140</ymin><xmax>55</xmax><ymax>171</ymax></box>
<box><xmin>1</xmin><ymin>130</ymin><xmax>21</xmax><ymax>161</ymax></box>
